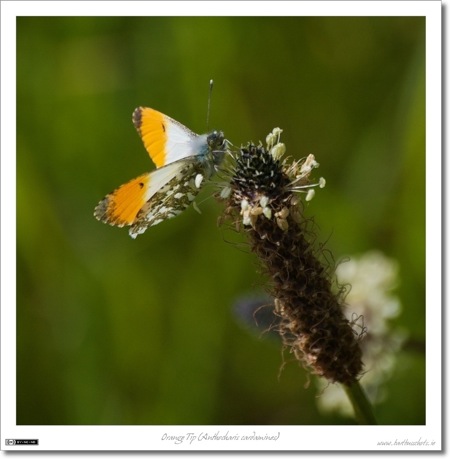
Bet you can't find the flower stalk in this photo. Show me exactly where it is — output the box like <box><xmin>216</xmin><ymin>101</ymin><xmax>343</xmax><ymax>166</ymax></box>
<box><xmin>344</xmin><ymin>381</ymin><xmax>378</xmax><ymax>425</ymax></box>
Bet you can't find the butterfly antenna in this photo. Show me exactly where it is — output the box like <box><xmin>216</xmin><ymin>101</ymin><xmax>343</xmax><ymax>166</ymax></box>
<box><xmin>206</xmin><ymin>79</ymin><xmax>214</xmax><ymax>131</ymax></box>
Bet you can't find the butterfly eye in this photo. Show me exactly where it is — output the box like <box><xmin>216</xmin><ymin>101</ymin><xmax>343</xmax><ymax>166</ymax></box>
<box><xmin>207</xmin><ymin>131</ymin><xmax>225</xmax><ymax>149</ymax></box>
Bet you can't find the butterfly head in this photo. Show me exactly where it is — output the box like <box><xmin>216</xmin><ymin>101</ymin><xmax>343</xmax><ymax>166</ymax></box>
<box><xmin>207</xmin><ymin>130</ymin><xmax>227</xmax><ymax>166</ymax></box>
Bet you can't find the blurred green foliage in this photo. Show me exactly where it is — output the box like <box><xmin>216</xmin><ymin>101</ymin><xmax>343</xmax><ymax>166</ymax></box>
<box><xmin>17</xmin><ymin>16</ymin><xmax>425</xmax><ymax>425</ymax></box>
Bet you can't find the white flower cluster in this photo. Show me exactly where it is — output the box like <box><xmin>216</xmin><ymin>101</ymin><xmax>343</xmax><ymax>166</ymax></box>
<box><xmin>316</xmin><ymin>251</ymin><xmax>405</xmax><ymax>417</ymax></box>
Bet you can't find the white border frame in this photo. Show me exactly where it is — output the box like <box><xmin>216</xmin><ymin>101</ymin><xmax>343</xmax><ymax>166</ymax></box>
<box><xmin>1</xmin><ymin>1</ymin><xmax>442</xmax><ymax>452</ymax></box>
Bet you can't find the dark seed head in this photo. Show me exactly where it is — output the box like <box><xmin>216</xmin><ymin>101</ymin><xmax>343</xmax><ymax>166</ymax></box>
<box><xmin>223</xmin><ymin>132</ymin><xmax>363</xmax><ymax>385</ymax></box>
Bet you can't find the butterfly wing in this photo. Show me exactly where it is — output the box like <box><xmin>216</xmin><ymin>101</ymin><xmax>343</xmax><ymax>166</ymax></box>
<box><xmin>132</xmin><ymin>107</ymin><xmax>201</xmax><ymax>168</ymax></box>
<box><xmin>94</xmin><ymin>158</ymin><xmax>204</xmax><ymax>238</ymax></box>
<box><xmin>129</xmin><ymin>158</ymin><xmax>206</xmax><ymax>238</ymax></box>
<box><xmin>94</xmin><ymin>172</ymin><xmax>152</xmax><ymax>227</ymax></box>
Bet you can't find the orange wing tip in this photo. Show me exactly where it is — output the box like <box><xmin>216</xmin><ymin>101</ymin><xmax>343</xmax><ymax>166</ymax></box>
<box><xmin>132</xmin><ymin>106</ymin><xmax>158</xmax><ymax>133</ymax></box>
<box><xmin>131</xmin><ymin>107</ymin><xmax>168</xmax><ymax>168</ymax></box>
<box><xmin>94</xmin><ymin>173</ymin><xmax>150</xmax><ymax>228</ymax></box>
<box><xmin>94</xmin><ymin>196</ymin><xmax>127</xmax><ymax>227</ymax></box>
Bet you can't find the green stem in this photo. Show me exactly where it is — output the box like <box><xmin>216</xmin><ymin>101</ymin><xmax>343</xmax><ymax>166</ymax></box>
<box><xmin>343</xmin><ymin>381</ymin><xmax>377</xmax><ymax>425</ymax></box>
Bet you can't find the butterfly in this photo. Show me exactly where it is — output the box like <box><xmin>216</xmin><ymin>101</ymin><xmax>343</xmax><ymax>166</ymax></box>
<box><xmin>94</xmin><ymin>107</ymin><xmax>227</xmax><ymax>238</ymax></box>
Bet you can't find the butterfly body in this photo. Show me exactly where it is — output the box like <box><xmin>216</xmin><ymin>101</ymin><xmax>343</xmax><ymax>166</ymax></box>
<box><xmin>94</xmin><ymin>107</ymin><xmax>226</xmax><ymax>238</ymax></box>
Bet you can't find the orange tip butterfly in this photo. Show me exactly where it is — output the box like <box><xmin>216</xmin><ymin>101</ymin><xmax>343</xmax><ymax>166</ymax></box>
<box><xmin>94</xmin><ymin>107</ymin><xmax>227</xmax><ymax>238</ymax></box>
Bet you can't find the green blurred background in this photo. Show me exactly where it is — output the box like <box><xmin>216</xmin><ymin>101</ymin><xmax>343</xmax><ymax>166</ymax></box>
<box><xmin>17</xmin><ymin>16</ymin><xmax>425</xmax><ymax>425</ymax></box>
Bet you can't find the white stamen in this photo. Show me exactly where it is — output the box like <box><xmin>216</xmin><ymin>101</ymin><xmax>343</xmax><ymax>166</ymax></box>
<box><xmin>266</xmin><ymin>132</ymin><xmax>276</xmax><ymax>148</ymax></box>
<box><xmin>270</xmin><ymin>143</ymin><xmax>286</xmax><ymax>161</ymax></box>
<box><xmin>259</xmin><ymin>195</ymin><xmax>269</xmax><ymax>208</ymax></box>
<box><xmin>300</xmin><ymin>154</ymin><xmax>319</xmax><ymax>174</ymax></box>
<box><xmin>263</xmin><ymin>206</ymin><xmax>272</xmax><ymax>219</ymax></box>
<box><xmin>272</xmin><ymin>127</ymin><xmax>283</xmax><ymax>139</ymax></box>
<box><xmin>305</xmin><ymin>189</ymin><xmax>315</xmax><ymax>201</ymax></box>
<box><xmin>242</xmin><ymin>210</ymin><xmax>252</xmax><ymax>226</ymax></box>
<box><xmin>319</xmin><ymin>177</ymin><xmax>326</xmax><ymax>188</ymax></box>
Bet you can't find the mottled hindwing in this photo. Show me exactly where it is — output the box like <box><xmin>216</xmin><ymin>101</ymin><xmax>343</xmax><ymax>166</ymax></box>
<box><xmin>129</xmin><ymin>159</ymin><xmax>204</xmax><ymax>238</ymax></box>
